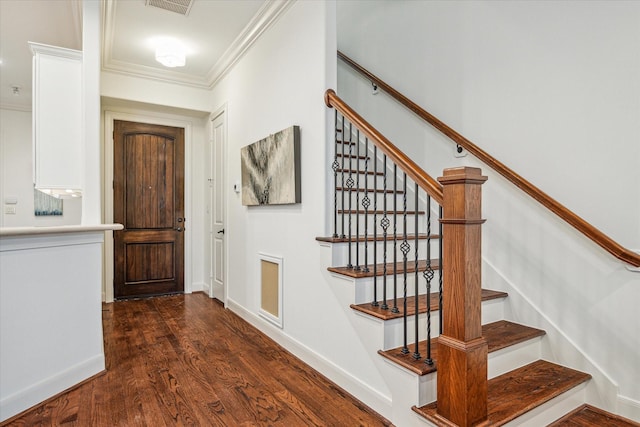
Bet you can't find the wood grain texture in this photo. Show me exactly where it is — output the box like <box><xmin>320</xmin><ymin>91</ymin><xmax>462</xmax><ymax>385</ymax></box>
<box><xmin>548</xmin><ymin>404</ymin><xmax>640</xmax><ymax>427</ymax></box>
<box><xmin>351</xmin><ymin>289</ymin><xmax>507</xmax><ymax>321</ymax></box>
<box><xmin>1</xmin><ymin>294</ymin><xmax>392</xmax><ymax>427</ymax></box>
<box><xmin>316</xmin><ymin>233</ymin><xmax>436</xmax><ymax>243</ymax></box>
<box><xmin>379</xmin><ymin>320</ymin><xmax>545</xmax><ymax>376</ymax></box>
<box><xmin>415</xmin><ymin>360</ymin><xmax>591</xmax><ymax>427</ymax></box>
<box><xmin>329</xmin><ymin>258</ymin><xmax>439</xmax><ymax>279</ymax></box>
<box><xmin>335</xmin><ymin>51</ymin><xmax>640</xmax><ymax>268</ymax></box>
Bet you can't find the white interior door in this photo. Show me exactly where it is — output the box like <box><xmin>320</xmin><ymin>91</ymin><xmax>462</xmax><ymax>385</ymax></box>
<box><xmin>209</xmin><ymin>112</ymin><xmax>226</xmax><ymax>301</ymax></box>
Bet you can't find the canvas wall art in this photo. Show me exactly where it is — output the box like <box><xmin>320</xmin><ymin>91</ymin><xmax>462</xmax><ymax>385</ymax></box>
<box><xmin>241</xmin><ymin>125</ymin><xmax>301</xmax><ymax>206</ymax></box>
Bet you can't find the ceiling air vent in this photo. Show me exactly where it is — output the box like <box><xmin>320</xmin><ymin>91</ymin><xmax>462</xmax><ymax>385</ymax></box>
<box><xmin>145</xmin><ymin>0</ymin><xmax>194</xmax><ymax>16</ymax></box>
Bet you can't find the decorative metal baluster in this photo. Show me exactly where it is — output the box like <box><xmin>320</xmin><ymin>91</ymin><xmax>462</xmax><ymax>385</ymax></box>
<box><xmin>346</xmin><ymin>123</ymin><xmax>354</xmax><ymax>269</ymax></box>
<box><xmin>362</xmin><ymin>137</ymin><xmax>370</xmax><ymax>273</ymax></box>
<box><xmin>332</xmin><ymin>110</ymin><xmax>339</xmax><ymax>238</ymax></box>
<box><xmin>439</xmin><ymin>205</ymin><xmax>444</xmax><ymax>334</ymax></box>
<box><xmin>340</xmin><ymin>117</ymin><xmax>346</xmax><ymax>239</ymax></box>
<box><xmin>392</xmin><ymin>165</ymin><xmax>399</xmax><ymax>313</ymax></box>
<box><xmin>424</xmin><ymin>195</ymin><xmax>434</xmax><ymax>365</ymax></box>
<box><xmin>381</xmin><ymin>155</ymin><xmax>389</xmax><ymax>310</ymax></box>
<box><xmin>400</xmin><ymin>173</ymin><xmax>410</xmax><ymax>354</ymax></box>
<box><xmin>413</xmin><ymin>183</ymin><xmax>421</xmax><ymax>360</ymax></box>
<box><xmin>371</xmin><ymin>145</ymin><xmax>378</xmax><ymax>306</ymax></box>
<box><xmin>355</xmin><ymin>130</ymin><xmax>361</xmax><ymax>270</ymax></box>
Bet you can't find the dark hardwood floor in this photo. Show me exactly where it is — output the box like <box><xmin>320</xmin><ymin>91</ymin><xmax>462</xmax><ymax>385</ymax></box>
<box><xmin>2</xmin><ymin>293</ymin><xmax>392</xmax><ymax>426</ymax></box>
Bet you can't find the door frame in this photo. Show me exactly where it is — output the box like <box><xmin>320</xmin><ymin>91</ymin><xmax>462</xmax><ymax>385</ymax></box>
<box><xmin>207</xmin><ymin>104</ymin><xmax>229</xmax><ymax>306</ymax></box>
<box><xmin>103</xmin><ymin>109</ymin><xmax>193</xmax><ymax>303</ymax></box>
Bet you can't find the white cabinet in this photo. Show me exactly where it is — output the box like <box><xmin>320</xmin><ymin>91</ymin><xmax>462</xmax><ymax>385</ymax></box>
<box><xmin>29</xmin><ymin>42</ymin><xmax>83</xmax><ymax>195</ymax></box>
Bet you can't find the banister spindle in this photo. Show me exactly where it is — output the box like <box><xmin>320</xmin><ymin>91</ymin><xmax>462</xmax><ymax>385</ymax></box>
<box><xmin>381</xmin><ymin>155</ymin><xmax>389</xmax><ymax>310</ymax></box>
<box><xmin>340</xmin><ymin>117</ymin><xmax>346</xmax><ymax>239</ymax></box>
<box><xmin>392</xmin><ymin>164</ymin><xmax>399</xmax><ymax>313</ymax></box>
<box><xmin>362</xmin><ymin>137</ymin><xmax>370</xmax><ymax>273</ymax></box>
<box><xmin>439</xmin><ymin>204</ymin><xmax>443</xmax><ymax>334</ymax></box>
<box><xmin>401</xmin><ymin>173</ymin><xmax>409</xmax><ymax>354</ymax></box>
<box><xmin>372</xmin><ymin>145</ymin><xmax>378</xmax><ymax>306</ymax></box>
<box><xmin>355</xmin><ymin>130</ymin><xmax>361</xmax><ymax>270</ymax></box>
<box><xmin>346</xmin><ymin>123</ymin><xmax>354</xmax><ymax>269</ymax></box>
<box><xmin>332</xmin><ymin>110</ymin><xmax>339</xmax><ymax>238</ymax></box>
<box><xmin>413</xmin><ymin>183</ymin><xmax>421</xmax><ymax>360</ymax></box>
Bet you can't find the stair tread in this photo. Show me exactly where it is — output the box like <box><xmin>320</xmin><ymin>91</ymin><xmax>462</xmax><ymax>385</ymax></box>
<box><xmin>335</xmin><ymin>187</ymin><xmax>404</xmax><ymax>194</ymax></box>
<box><xmin>336</xmin><ymin>168</ymin><xmax>385</xmax><ymax>176</ymax></box>
<box><xmin>548</xmin><ymin>404</ymin><xmax>640</xmax><ymax>427</ymax></box>
<box><xmin>378</xmin><ymin>320</ymin><xmax>546</xmax><ymax>375</ymax></box>
<box><xmin>330</xmin><ymin>259</ymin><xmax>440</xmax><ymax>278</ymax></box>
<box><xmin>336</xmin><ymin>209</ymin><xmax>425</xmax><ymax>215</ymax></box>
<box><xmin>350</xmin><ymin>288</ymin><xmax>507</xmax><ymax>320</ymax></box>
<box><xmin>413</xmin><ymin>360</ymin><xmax>591</xmax><ymax>427</ymax></box>
<box><xmin>316</xmin><ymin>233</ymin><xmax>439</xmax><ymax>243</ymax></box>
<box><xmin>336</xmin><ymin>153</ymin><xmax>369</xmax><ymax>160</ymax></box>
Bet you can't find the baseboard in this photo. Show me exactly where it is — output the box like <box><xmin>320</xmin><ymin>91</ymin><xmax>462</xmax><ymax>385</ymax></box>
<box><xmin>0</xmin><ymin>354</ymin><xmax>105</xmax><ymax>422</ymax></box>
<box><xmin>617</xmin><ymin>395</ymin><xmax>640</xmax><ymax>423</ymax></box>
<box><xmin>190</xmin><ymin>281</ymin><xmax>208</xmax><ymax>294</ymax></box>
<box><xmin>226</xmin><ymin>298</ymin><xmax>392</xmax><ymax>416</ymax></box>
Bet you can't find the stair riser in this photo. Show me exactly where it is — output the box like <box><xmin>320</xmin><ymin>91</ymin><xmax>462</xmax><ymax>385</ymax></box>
<box><xmin>380</xmin><ymin>299</ymin><xmax>506</xmax><ymax>350</ymax></box>
<box><xmin>332</xmin><ymin>238</ymin><xmax>441</xmax><ymax>267</ymax></box>
<box><xmin>353</xmin><ymin>273</ymin><xmax>441</xmax><ymax>305</ymax></box>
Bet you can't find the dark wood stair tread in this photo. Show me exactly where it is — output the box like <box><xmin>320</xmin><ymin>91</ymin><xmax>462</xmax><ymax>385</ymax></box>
<box><xmin>316</xmin><ymin>233</ymin><xmax>439</xmax><ymax>243</ymax></box>
<box><xmin>548</xmin><ymin>404</ymin><xmax>640</xmax><ymax>427</ymax></box>
<box><xmin>335</xmin><ymin>187</ymin><xmax>404</xmax><ymax>194</ymax></box>
<box><xmin>336</xmin><ymin>168</ymin><xmax>385</xmax><ymax>176</ymax></box>
<box><xmin>378</xmin><ymin>320</ymin><xmax>546</xmax><ymax>375</ymax></box>
<box><xmin>329</xmin><ymin>259</ymin><xmax>440</xmax><ymax>279</ymax></box>
<box><xmin>336</xmin><ymin>153</ymin><xmax>369</xmax><ymax>160</ymax></box>
<box><xmin>413</xmin><ymin>360</ymin><xmax>591</xmax><ymax>427</ymax></box>
<box><xmin>337</xmin><ymin>209</ymin><xmax>425</xmax><ymax>215</ymax></box>
<box><xmin>350</xmin><ymin>289</ymin><xmax>507</xmax><ymax>320</ymax></box>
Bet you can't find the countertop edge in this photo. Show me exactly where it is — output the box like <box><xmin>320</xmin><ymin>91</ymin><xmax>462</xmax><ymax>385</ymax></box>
<box><xmin>0</xmin><ymin>224</ymin><xmax>124</xmax><ymax>237</ymax></box>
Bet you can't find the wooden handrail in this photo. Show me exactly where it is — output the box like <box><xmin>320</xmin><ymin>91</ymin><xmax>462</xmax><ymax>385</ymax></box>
<box><xmin>325</xmin><ymin>89</ymin><xmax>443</xmax><ymax>205</ymax></box>
<box><xmin>337</xmin><ymin>50</ymin><xmax>640</xmax><ymax>268</ymax></box>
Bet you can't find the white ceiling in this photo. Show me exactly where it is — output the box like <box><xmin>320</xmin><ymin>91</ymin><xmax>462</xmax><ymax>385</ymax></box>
<box><xmin>0</xmin><ymin>0</ymin><xmax>290</xmax><ymax>111</ymax></box>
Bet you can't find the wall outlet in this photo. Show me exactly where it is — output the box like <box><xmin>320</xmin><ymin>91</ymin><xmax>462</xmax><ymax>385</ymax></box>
<box><xmin>4</xmin><ymin>206</ymin><xmax>16</xmax><ymax>215</ymax></box>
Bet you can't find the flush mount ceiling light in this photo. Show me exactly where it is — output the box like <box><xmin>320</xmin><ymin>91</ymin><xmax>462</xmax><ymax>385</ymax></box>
<box><xmin>154</xmin><ymin>38</ymin><xmax>186</xmax><ymax>68</ymax></box>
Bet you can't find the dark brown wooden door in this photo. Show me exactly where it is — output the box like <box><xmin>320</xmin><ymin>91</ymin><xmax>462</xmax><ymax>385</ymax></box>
<box><xmin>113</xmin><ymin>120</ymin><xmax>185</xmax><ymax>299</ymax></box>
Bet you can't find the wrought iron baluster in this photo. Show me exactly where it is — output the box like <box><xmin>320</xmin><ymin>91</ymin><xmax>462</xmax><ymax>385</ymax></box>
<box><xmin>340</xmin><ymin>117</ymin><xmax>346</xmax><ymax>239</ymax></box>
<box><xmin>424</xmin><ymin>195</ymin><xmax>434</xmax><ymax>365</ymax></box>
<box><xmin>401</xmin><ymin>173</ymin><xmax>410</xmax><ymax>354</ymax></box>
<box><xmin>346</xmin><ymin>123</ymin><xmax>354</xmax><ymax>269</ymax></box>
<box><xmin>355</xmin><ymin>130</ymin><xmax>361</xmax><ymax>270</ymax></box>
<box><xmin>392</xmin><ymin>164</ymin><xmax>399</xmax><ymax>313</ymax></box>
<box><xmin>362</xmin><ymin>137</ymin><xmax>370</xmax><ymax>273</ymax></box>
<box><xmin>332</xmin><ymin>110</ymin><xmax>339</xmax><ymax>238</ymax></box>
<box><xmin>372</xmin><ymin>145</ymin><xmax>378</xmax><ymax>306</ymax></box>
<box><xmin>381</xmin><ymin>155</ymin><xmax>389</xmax><ymax>310</ymax></box>
<box><xmin>413</xmin><ymin>183</ymin><xmax>421</xmax><ymax>360</ymax></box>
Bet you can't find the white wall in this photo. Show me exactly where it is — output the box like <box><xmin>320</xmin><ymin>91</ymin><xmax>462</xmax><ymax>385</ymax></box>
<box><xmin>0</xmin><ymin>108</ymin><xmax>82</xmax><ymax>227</ymax></box>
<box><xmin>208</xmin><ymin>0</ymin><xmax>394</xmax><ymax>411</ymax></box>
<box><xmin>337</xmin><ymin>0</ymin><xmax>640</xmax><ymax>415</ymax></box>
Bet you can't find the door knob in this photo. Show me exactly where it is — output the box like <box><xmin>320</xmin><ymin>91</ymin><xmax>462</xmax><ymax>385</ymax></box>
<box><xmin>176</xmin><ymin>227</ymin><xmax>183</xmax><ymax>232</ymax></box>
<box><xmin>217</xmin><ymin>229</ymin><xmax>225</xmax><ymax>234</ymax></box>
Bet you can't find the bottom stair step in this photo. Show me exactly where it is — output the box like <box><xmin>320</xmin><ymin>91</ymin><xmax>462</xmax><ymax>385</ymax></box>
<box><xmin>548</xmin><ymin>404</ymin><xmax>640</xmax><ymax>427</ymax></box>
<box><xmin>412</xmin><ymin>360</ymin><xmax>591</xmax><ymax>426</ymax></box>
<box><xmin>378</xmin><ymin>320</ymin><xmax>545</xmax><ymax>375</ymax></box>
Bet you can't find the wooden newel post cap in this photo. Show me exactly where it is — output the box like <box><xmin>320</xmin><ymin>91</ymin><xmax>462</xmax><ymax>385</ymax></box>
<box><xmin>438</xmin><ymin>166</ymin><xmax>488</xmax><ymax>185</ymax></box>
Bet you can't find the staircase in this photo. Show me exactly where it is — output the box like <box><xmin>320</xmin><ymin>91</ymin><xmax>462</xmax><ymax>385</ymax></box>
<box><xmin>317</xmin><ymin>89</ymin><xmax>640</xmax><ymax>427</ymax></box>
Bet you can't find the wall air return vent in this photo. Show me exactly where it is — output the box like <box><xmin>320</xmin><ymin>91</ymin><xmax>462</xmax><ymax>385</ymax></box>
<box><xmin>145</xmin><ymin>0</ymin><xmax>193</xmax><ymax>16</ymax></box>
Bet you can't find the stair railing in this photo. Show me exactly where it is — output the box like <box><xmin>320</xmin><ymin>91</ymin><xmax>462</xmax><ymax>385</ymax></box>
<box><xmin>338</xmin><ymin>50</ymin><xmax>640</xmax><ymax>268</ymax></box>
<box><xmin>326</xmin><ymin>89</ymin><xmax>490</xmax><ymax>426</ymax></box>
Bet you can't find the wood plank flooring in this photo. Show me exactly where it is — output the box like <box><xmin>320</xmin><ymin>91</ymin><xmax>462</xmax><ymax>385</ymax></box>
<box><xmin>1</xmin><ymin>293</ymin><xmax>392</xmax><ymax>426</ymax></box>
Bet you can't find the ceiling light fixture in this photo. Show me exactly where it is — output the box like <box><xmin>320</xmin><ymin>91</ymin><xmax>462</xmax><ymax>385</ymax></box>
<box><xmin>155</xmin><ymin>39</ymin><xmax>186</xmax><ymax>68</ymax></box>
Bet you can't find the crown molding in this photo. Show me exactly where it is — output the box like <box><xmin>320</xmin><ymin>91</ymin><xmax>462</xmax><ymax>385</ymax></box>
<box><xmin>101</xmin><ymin>0</ymin><xmax>295</xmax><ymax>90</ymax></box>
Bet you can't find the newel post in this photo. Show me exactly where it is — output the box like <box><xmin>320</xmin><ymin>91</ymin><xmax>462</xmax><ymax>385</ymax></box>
<box><xmin>437</xmin><ymin>167</ymin><xmax>488</xmax><ymax>427</ymax></box>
